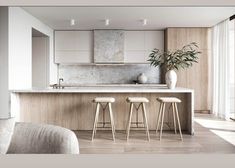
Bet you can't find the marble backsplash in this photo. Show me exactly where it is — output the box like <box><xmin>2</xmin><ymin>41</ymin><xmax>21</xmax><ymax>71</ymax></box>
<box><xmin>58</xmin><ymin>64</ymin><xmax>161</xmax><ymax>85</ymax></box>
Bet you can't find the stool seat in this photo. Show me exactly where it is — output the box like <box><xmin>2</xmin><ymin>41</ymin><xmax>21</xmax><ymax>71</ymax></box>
<box><xmin>93</xmin><ymin>97</ymin><xmax>115</xmax><ymax>103</ymax></box>
<box><xmin>157</xmin><ymin>97</ymin><xmax>181</xmax><ymax>103</ymax></box>
<box><xmin>127</xmin><ymin>97</ymin><xmax>149</xmax><ymax>103</ymax></box>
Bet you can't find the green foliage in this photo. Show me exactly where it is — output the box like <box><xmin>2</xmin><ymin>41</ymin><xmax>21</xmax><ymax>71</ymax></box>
<box><xmin>148</xmin><ymin>42</ymin><xmax>201</xmax><ymax>71</ymax></box>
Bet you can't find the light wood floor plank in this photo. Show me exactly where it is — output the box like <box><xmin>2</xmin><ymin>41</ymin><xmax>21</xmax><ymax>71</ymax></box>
<box><xmin>74</xmin><ymin>114</ymin><xmax>235</xmax><ymax>154</ymax></box>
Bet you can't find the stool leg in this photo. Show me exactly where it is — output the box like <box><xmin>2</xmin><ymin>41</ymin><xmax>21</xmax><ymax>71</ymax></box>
<box><xmin>159</xmin><ymin>103</ymin><xmax>165</xmax><ymax>141</ymax></box>
<box><xmin>94</xmin><ymin>104</ymin><xmax>101</xmax><ymax>135</ymax></box>
<box><xmin>102</xmin><ymin>103</ymin><xmax>106</xmax><ymax>128</ymax></box>
<box><xmin>108</xmin><ymin>103</ymin><xmax>115</xmax><ymax>141</ymax></box>
<box><xmin>126</xmin><ymin>103</ymin><xmax>131</xmax><ymax>134</ymax></box>
<box><xmin>126</xmin><ymin>103</ymin><xmax>133</xmax><ymax>141</ymax></box>
<box><xmin>156</xmin><ymin>102</ymin><xmax>163</xmax><ymax>134</ymax></box>
<box><xmin>172</xmin><ymin>103</ymin><xmax>177</xmax><ymax>134</ymax></box>
<box><xmin>92</xmin><ymin>103</ymin><xmax>100</xmax><ymax>141</ymax></box>
<box><xmin>142</xmin><ymin>103</ymin><xmax>150</xmax><ymax>141</ymax></box>
<box><xmin>174</xmin><ymin>103</ymin><xmax>183</xmax><ymax>141</ymax></box>
<box><xmin>109</xmin><ymin>103</ymin><xmax>116</xmax><ymax>135</ymax></box>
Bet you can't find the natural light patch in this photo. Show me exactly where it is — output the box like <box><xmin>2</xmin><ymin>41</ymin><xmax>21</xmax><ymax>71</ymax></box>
<box><xmin>211</xmin><ymin>130</ymin><xmax>235</xmax><ymax>146</ymax></box>
<box><xmin>195</xmin><ymin>117</ymin><xmax>235</xmax><ymax>146</ymax></box>
<box><xmin>195</xmin><ymin>118</ymin><xmax>235</xmax><ymax>131</ymax></box>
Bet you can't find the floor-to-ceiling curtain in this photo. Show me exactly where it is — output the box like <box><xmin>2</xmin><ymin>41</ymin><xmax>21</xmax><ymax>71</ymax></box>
<box><xmin>212</xmin><ymin>19</ymin><xmax>230</xmax><ymax>120</ymax></box>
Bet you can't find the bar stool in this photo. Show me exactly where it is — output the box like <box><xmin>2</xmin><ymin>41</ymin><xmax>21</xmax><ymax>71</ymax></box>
<box><xmin>91</xmin><ymin>97</ymin><xmax>115</xmax><ymax>141</ymax></box>
<box><xmin>126</xmin><ymin>97</ymin><xmax>150</xmax><ymax>141</ymax></box>
<box><xmin>156</xmin><ymin>97</ymin><xmax>183</xmax><ymax>141</ymax></box>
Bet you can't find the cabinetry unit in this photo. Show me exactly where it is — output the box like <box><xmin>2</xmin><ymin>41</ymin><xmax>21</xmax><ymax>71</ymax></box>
<box><xmin>55</xmin><ymin>30</ymin><xmax>164</xmax><ymax>64</ymax></box>
<box><xmin>124</xmin><ymin>31</ymin><xmax>164</xmax><ymax>63</ymax></box>
<box><xmin>165</xmin><ymin>28</ymin><xmax>211</xmax><ymax>112</ymax></box>
<box><xmin>55</xmin><ymin>31</ymin><xmax>93</xmax><ymax>63</ymax></box>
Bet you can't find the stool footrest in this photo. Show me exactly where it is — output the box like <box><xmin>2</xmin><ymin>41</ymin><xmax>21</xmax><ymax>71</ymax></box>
<box><xmin>97</xmin><ymin>122</ymin><xmax>111</xmax><ymax>124</ymax></box>
<box><xmin>131</xmin><ymin>122</ymin><xmax>144</xmax><ymax>124</ymax></box>
<box><xmin>130</xmin><ymin>126</ymin><xmax>146</xmax><ymax>129</ymax></box>
<box><xmin>96</xmin><ymin>126</ymin><xmax>113</xmax><ymax>129</ymax></box>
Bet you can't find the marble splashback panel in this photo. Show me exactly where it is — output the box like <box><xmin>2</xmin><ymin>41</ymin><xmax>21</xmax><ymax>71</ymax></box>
<box><xmin>94</xmin><ymin>30</ymin><xmax>124</xmax><ymax>63</ymax></box>
<box><xmin>59</xmin><ymin>64</ymin><xmax>161</xmax><ymax>85</ymax></box>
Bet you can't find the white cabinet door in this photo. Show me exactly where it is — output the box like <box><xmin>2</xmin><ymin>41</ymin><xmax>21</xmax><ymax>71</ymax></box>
<box><xmin>124</xmin><ymin>31</ymin><xmax>164</xmax><ymax>63</ymax></box>
<box><xmin>145</xmin><ymin>31</ymin><xmax>164</xmax><ymax>51</ymax></box>
<box><xmin>55</xmin><ymin>31</ymin><xmax>93</xmax><ymax>63</ymax></box>
<box><xmin>55</xmin><ymin>51</ymin><xmax>92</xmax><ymax>63</ymax></box>
<box><xmin>125</xmin><ymin>31</ymin><xmax>145</xmax><ymax>50</ymax></box>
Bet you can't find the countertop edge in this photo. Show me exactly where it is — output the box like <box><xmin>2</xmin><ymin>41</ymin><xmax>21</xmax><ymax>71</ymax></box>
<box><xmin>10</xmin><ymin>87</ymin><xmax>194</xmax><ymax>93</ymax></box>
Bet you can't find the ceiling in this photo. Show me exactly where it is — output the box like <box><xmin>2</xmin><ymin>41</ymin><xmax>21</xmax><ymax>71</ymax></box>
<box><xmin>23</xmin><ymin>7</ymin><xmax>235</xmax><ymax>30</ymax></box>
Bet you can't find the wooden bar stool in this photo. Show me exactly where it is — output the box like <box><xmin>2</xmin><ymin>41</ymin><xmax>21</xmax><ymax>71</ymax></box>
<box><xmin>156</xmin><ymin>97</ymin><xmax>183</xmax><ymax>141</ymax></box>
<box><xmin>91</xmin><ymin>97</ymin><xmax>116</xmax><ymax>141</ymax></box>
<box><xmin>126</xmin><ymin>97</ymin><xmax>150</xmax><ymax>141</ymax></box>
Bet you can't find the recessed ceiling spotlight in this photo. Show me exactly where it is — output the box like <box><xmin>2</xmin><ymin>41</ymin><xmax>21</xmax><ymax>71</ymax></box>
<box><xmin>70</xmin><ymin>19</ymin><xmax>75</xmax><ymax>26</ymax></box>
<box><xmin>142</xmin><ymin>19</ymin><xmax>147</xmax><ymax>26</ymax></box>
<box><xmin>105</xmin><ymin>19</ymin><xmax>110</xmax><ymax>26</ymax></box>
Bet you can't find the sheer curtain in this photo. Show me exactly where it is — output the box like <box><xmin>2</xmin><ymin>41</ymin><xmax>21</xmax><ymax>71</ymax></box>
<box><xmin>212</xmin><ymin>19</ymin><xmax>230</xmax><ymax>120</ymax></box>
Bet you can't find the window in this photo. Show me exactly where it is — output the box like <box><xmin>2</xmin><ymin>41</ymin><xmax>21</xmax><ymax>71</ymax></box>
<box><xmin>229</xmin><ymin>20</ymin><xmax>235</xmax><ymax>119</ymax></box>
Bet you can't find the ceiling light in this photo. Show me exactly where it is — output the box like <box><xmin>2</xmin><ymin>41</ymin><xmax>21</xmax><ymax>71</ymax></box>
<box><xmin>142</xmin><ymin>19</ymin><xmax>147</xmax><ymax>26</ymax></box>
<box><xmin>105</xmin><ymin>19</ymin><xmax>110</xmax><ymax>26</ymax></box>
<box><xmin>70</xmin><ymin>19</ymin><xmax>75</xmax><ymax>26</ymax></box>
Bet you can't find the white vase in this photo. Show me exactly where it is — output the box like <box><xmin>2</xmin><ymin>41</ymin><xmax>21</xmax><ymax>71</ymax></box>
<box><xmin>137</xmin><ymin>73</ymin><xmax>148</xmax><ymax>84</ymax></box>
<box><xmin>165</xmin><ymin>70</ymin><xmax>177</xmax><ymax>89</ymax></box>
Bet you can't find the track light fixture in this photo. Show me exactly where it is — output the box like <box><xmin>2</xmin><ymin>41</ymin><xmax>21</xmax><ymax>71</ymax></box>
<box><xmin>105</xmin><ymin>19</ymin><xmax>110</xmax><ymax>26</ymax></box>
<box><xmin>142</xmin><ymin>19</ymin><xmax>147</xmax><ymax>26</ymax></box>
<box><xmin>70</xmin><ymin>19</ymin><xmax>75</xmax><ymax>26</ymax></box>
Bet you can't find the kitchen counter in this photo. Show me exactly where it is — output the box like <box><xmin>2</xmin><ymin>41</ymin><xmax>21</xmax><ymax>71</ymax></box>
<box><xmin>11</xmin><ymin>85</ymin><xmax>193</xmax><ymax>93</ymax></box>
<box><xmin>11</xmin><ymin>85</ymin><xmax>194</xmax><ymax>134</ymax></box>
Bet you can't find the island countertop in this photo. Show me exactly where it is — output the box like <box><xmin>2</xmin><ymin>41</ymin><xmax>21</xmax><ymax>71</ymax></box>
<box><xmin>11</xmin><ymin>84</ymin><xmax>193</xmax><ymax>93</ymax></box>
<box><xmin>11</xmin><ymin>84</ymin><xmax>194</xmax><ymax>134</ymax></box>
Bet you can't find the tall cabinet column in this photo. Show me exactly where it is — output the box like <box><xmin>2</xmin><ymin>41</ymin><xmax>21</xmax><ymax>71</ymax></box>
<box><xmin>164</xmin><ymin>28</ymin><xmax>211</xmax><ymax>112</ymax></box>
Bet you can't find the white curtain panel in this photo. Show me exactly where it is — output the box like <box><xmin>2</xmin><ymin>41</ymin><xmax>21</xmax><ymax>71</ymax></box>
<box><xmin>212</xmin><ymin>19</ymin><xmax>230</xmax><ymax>120</ymax></box>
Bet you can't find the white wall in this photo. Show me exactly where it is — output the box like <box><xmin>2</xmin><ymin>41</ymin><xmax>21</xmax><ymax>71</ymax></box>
<box><xmin>0</xmin><ymin>7</ymin><xmax>9</xmax><ymax>118</ymax></box>
<box><xmin>32</xmin><ymin>37</ymin><xmax>49</xmax><ymax>88</ymax></box>
<box><xmin>0</xmin><ymin>7</ymin><xmax>57</xmax><ymax>118</ymax></box>
<box><xmin>8</xmin><ymin>7</ymin><xmax>57</xmax><ymax>90</ymax></box>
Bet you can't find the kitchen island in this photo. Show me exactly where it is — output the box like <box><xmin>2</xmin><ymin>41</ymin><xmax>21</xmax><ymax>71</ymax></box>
<box><xmin>11</xmin><ymin>85</ymin><xmax>194</xmax><ymax>134</ymax></box>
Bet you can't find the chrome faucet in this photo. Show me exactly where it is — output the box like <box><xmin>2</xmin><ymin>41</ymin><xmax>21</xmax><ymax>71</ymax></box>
<box><xmin>50</xmin><ymin>78</ymin><xmax>65</xmax><ymax>89</ymax></box>
<box><xmin>58</xmin><ymin>78</ymin><xmax>64</xmax><ymax>89</ymax></box>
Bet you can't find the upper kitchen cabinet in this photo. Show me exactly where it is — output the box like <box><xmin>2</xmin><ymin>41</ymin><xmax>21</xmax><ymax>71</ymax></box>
<box><xmin>124</xmin><ymin>31</ymin><xmax>164</xmax><ymax>63</ymax></box>
<box><xmin>55</xmin><ymin>31</ymin><xmax>93</xmax><ymax>63</ymax></box>
<box><xmin>54</xmin><ymin>30</ymin><xmax>164</xmax><ymax>64</ymax></box>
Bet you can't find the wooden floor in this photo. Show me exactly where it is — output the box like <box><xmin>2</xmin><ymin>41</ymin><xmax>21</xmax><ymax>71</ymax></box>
<box><xmin>74</xmin><ymin>114</ymin><xmax>235</xmax><ymax>154</ymax></box>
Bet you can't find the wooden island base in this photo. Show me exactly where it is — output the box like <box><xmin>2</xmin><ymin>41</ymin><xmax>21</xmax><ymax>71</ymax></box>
<box><xmin>11</xmin><ymin>89</ymin><xmax>194</xmax><ymax>134</ymax></box>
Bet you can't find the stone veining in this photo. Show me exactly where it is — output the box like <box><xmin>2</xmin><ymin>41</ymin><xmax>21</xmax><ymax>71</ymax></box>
<box><xmin>94</xmin><ymin>30</ymin><xmax>124</xmax><ymax>63</ymax></box>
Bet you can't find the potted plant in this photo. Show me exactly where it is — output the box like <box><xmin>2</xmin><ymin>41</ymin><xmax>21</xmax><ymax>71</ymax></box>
<box><xmin>148</xmin><ymin>42</ymin><xmax>201</xmax><ymax>89</ymax></box>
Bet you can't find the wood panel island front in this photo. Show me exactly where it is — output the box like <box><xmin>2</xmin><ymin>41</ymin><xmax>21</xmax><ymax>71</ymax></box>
<box><xmin>11</xmin><ymin>85</ymin><xmax>194</xmax><ymax>135</ymax></box>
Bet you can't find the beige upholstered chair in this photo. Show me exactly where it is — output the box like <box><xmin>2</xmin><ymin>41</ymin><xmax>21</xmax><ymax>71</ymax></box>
<box><xmin>7</xmin><ymin>122</ymin><xmax>79</xmax><ymax>154</ymax></box>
